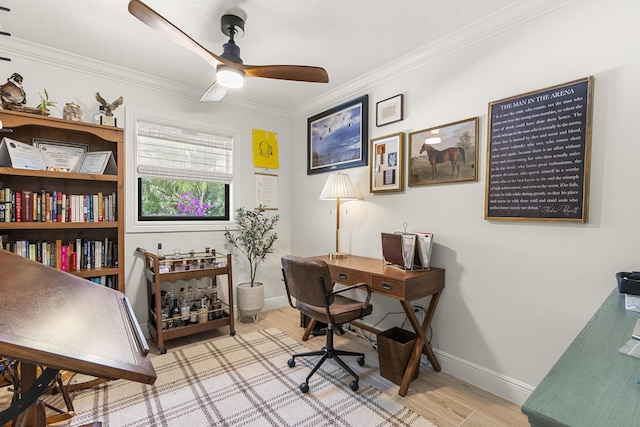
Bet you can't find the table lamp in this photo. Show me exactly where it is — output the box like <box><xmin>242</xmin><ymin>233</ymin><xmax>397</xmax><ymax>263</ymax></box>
<box><xmin>319</xmin><ymin>172</ymin><xmax>358</xmax><ymax>259</ymax></box>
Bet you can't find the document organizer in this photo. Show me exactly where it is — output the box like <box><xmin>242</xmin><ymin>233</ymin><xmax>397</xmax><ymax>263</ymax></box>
<box><xmin>381</xmin><ymin>232</ymin><xmax>426</xmax><ymax>271</ymax></box>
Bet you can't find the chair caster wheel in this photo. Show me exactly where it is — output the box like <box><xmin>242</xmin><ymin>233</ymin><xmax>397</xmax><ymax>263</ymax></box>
<box><xmin>349</xmin><ymin>380</ymin><xmax>359</xmax><ymax>391</ymax></box>
<box><xmin>159</xmin><ymin>347</ymin><xmax>167</xmax><ymax>355</ymax></box>
<box><xmin>287</xmin><ymin>359</ymin><xmax>295</xmax><ymax>368</ymax></box>
<box><xmin>300</xmin><ymin>382</ymin><xmax>309</xmax><ymax>393</ymax></box>
<box><xmin>357</xmin><ymin>356</ymin><xmax>365</xmax><ymax>366</ymax></box>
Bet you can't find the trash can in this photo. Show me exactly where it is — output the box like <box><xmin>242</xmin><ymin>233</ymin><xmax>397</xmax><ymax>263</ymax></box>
<box><xmin>377</xmin><ymin>327</ymin><xmax>419</xmax><ymax>385</ymax></box>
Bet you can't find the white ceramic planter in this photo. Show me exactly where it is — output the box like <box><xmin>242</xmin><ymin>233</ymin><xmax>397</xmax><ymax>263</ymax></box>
<box><xmin>236</xmin><ymin>282</ymin><xmax>264</xmax><ymax>322</ymax></box>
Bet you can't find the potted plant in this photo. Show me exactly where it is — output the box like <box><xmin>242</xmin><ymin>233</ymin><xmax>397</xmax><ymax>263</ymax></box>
<box><xmin>35</xmin><ymin>89</ymin><xmax>60</xmax><ymax>116</ymax></box>
<box><xmin>224</xmin><ymin>205</ymin><xmax>279</xmax><ymax>322</ymax></box>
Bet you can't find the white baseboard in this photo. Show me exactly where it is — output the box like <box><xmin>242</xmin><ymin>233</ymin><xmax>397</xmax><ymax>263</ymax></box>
<box><xmin>433</xmin><ymin>348</ymin><xmax>534</xmax><ymax>406</ymax></box>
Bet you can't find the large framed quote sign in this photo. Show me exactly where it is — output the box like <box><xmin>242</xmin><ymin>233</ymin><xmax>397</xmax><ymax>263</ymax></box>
<box><xmin>485</xmin><ymin>77</ymin><xmax>594</xmax><ymax>222</ymax></box>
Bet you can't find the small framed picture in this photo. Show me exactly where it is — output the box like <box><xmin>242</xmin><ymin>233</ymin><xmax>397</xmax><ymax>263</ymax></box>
<box><xmin>376</xmin><ymin>94</ymin><xmax>403</xmax><ymax>127</ymax></box>
<box><xmin>370</xmin><ymin>132</ymin><xmax>404</xmax><ymax>193</ymax></box>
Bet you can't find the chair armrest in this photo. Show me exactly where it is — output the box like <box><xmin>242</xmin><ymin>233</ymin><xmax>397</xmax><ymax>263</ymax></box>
<box><xmin>332</xmin><ymin>283</ymin><xmax>372</xmax><ymax>307</ymax></box>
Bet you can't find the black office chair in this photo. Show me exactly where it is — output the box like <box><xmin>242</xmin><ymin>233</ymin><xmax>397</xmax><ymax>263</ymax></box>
<box><xmin>281</xmin><ymin>255</ymin><xmax>373</xmax><ymax>392</ymax></box>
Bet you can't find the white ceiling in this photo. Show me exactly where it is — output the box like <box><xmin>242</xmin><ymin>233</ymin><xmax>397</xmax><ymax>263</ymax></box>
<box><xmin>2</xmin><ymin>0</ymin><xmax>537</xmax><ymax>112</ymax></box>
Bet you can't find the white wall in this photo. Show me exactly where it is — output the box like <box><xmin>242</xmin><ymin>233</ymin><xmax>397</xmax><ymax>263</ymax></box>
<box><xmin>5</xmin><ymin>0</ymin><xmax>637</xmax><ymax>407</ymax></box>
<box><xmin>290</xmin><ymin>0</ymin><xmax>638</xmax><ymax>404</ymax></box>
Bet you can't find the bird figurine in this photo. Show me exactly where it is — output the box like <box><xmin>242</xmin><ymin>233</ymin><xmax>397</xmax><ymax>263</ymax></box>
<box><xmin>0</xmin><ymin>73</ymin><xmax>27</xmax><ymax>110</ymax></box>
<box><xmin>95</xmin><ymin>92</ymin><xmax>123</xmax><ymax>116</ymax></box>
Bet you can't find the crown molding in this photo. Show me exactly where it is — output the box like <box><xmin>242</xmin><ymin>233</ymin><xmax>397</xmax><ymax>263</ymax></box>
<box><xmin>292</xmin><ymin>0</ymin><xmax>575</xmax><ymax>121</ymax></box>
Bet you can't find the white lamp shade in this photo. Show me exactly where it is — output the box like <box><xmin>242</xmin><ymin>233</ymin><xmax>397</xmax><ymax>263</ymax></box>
<box><xmin>319</xmin><ymin>173</ymin><xmax>358</xmax><ymax>200</ymax></box>
<box><xmin>217</xmin><ymin>65</ymin><xmax>245</xmax><ymax>88</ymax></box>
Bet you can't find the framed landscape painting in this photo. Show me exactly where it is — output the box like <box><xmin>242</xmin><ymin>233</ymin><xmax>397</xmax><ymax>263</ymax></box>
<box><xmin>307</xmin><ymin>95</ymin><xmax>368</xmax><ymax>174</ymax></box>
<box><xmin>408</xmin><ymin>117</ymin><xmax>479</xmax><ymax>186</ymax></box>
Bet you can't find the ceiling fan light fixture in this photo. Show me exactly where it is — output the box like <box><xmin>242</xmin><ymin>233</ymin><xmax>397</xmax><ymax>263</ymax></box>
<box><xmin>217</xmin><ymin>65</ymin><xmax>245</xmax><ymax>88</ymax></box>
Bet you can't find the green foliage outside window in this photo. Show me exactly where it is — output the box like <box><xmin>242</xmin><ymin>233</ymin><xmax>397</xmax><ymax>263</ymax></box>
<box><xmin>139</xmin><ymin>178</ymin><xmax>227</xmax><ymax>219</ymax></box>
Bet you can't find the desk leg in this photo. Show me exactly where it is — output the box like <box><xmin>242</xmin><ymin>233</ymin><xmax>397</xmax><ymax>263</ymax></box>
<box><xmin>301</xmin><ymin>318</ymin><xmax>317</xmax><ymax>342</ymax></box>
<box><xmin>8</xmin><ymin>363</ymin><xmax>47</xmax><ymax>427</ymax></box>
<box><xmin>398</xmin><ymin>292</ymin><xmax>442</xmax><ymax>396</ymax></box>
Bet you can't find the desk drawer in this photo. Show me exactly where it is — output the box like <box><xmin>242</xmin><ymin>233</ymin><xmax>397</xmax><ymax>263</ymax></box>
<box><xmin>327</xmin><ymin>265</ymin><xmax>370</xmax><ymax>285</ymax></box>
<box><xmin>372</xmin><ymin>276</ymin><xmax>405</xmax><ymax>298</ymax></box>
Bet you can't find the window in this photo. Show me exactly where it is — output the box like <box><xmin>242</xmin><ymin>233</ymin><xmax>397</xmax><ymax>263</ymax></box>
<box><xmin>135</xmin><ymin>120</ymin><xmax>233</xmax><ymax>222</ymax></box>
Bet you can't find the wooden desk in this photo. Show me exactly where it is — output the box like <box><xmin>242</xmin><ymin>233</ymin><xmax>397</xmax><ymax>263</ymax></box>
<box><xmin>0</xmin><ymin>250</ymin><xmax>156</xmax><ymax>426</ymax></box>
<box><xmin>522</xmin><ymin>289</ymin><xmax>640</xmax><ymax>426</ymax></box>
<box><xmin>310</xmin><ymin>255</ymin><xmax>445</xmax><ymax>396</ymax></box>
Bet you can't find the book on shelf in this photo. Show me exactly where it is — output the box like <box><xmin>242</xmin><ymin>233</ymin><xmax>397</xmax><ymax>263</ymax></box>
<box><xmin>61</xmin><ymin>245</ymin><xmax>69</xmax><ymax>271</ymax></box>
<box><xmin>55</xmin><ymin>239</ymin><xmax>62</xmax><ymax>270</ymax></box>
<box><xmin>15</xmin><ymin>191</ymin><xmax>21</xmax><ymax>222</ymax></box>
<box><xmin>21</xmin><ymin>190</ymin><xmax>33</xmax><ymax>222</ymax></box>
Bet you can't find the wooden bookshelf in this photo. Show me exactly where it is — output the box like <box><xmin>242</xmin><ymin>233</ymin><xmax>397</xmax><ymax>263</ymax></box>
<box><xmin>0</xmin><ymin>109</ymin><xmax>125</xmax><ymax>292</ymax></box>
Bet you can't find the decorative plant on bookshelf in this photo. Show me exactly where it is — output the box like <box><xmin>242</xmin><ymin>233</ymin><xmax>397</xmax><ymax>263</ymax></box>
<box><xmin>35</xmin><ymin>89</ymin><xmax>60</xmax><ymax>116</ymax></box>
<box><xmin>224</xmin><ymin>205</ymin><xmax>279</xmax><ymax>322</ymax></box>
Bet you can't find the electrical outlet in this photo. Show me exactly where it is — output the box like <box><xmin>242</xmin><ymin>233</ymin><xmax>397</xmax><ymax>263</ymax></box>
<box><xmin>402</xmin><ymin>306</ymin><xmax>425</xmax><ymax>329</ymax></box>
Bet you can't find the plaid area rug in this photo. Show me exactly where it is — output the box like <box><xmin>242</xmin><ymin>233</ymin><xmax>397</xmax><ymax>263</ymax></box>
<box><xmin>69</xmin><ymin>328</ymin><xmax>435</xmax><ymax>427</ymax></box>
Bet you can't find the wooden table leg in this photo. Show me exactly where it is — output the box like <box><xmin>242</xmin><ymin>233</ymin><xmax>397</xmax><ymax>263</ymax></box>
<box><xmin>398</xmin><ymin>292</ymin><xmax>442</xmax><ymax>396</ymax></box>
<box><xmin>301</xmin><ymin>318</ymin><xmax>317</xmax><ymax>341</ymax></box>
<box><xmin>419</xmin><ymin>291</ymin><xmax>442</xmax><ymax>371</ymax></box>
<box><xmin>11</xmin><ymin>363</ymin><xmax>47</xmax><ymax>427</ymax></box>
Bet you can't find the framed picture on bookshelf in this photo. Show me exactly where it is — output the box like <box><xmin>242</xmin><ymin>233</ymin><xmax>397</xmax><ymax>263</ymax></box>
<box><xmin>33</xmin><ymin>138</ymin><xmax>89</xmax><ymax>172</ymax></box>
<box><xmin>77</xmin><ymin>151</ymin><xmax>117</xmax><ymax>174</ymax></box>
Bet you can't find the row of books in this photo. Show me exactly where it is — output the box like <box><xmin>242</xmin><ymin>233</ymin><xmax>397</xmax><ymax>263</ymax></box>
<box><xmin>0</xmin><ymin>188</ymin><xmax>117</xmax><ymax>223</ymax></box>
<box><xmin>87</xmin><ymin>275</ymin><xmax>118</xmax><ymax>290</ymax></box>
<box><xmin>2</xmin><ymin>237</ymin><xmax>118</xmax><ymax>272</ymax></box>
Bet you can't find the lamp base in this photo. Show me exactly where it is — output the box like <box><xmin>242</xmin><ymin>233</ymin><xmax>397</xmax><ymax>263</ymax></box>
<box><xmin>328</xmin><ymin>252</ymin><xmax>349</xmax><ymax>260</ymax></box>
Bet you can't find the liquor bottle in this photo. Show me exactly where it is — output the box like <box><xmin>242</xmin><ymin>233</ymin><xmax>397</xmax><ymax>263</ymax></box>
<box><xmin>180</xmin><ymin>287</ymin><xmax>191</xmax><ymax>326</ymax></box>
<box><xmin>211</xmin><ymin>282</ymin><xmax>222</xmax><ymax>319</ymax></box>
<box><xmin>170</xmin><ymin>295</ymin><xmax>181</xmax><ymax>329</ymax></box>
<box><xmin>157</xmin><ymin>243</ymin><xmax>165</xmax><ymax>260</ymax></box>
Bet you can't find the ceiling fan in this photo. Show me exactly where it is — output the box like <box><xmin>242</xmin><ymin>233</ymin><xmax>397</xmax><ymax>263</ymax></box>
<box><xmin>128</xmin><ymin>0</ymin><xmax>329</xmax><ymax>102</ymax></box>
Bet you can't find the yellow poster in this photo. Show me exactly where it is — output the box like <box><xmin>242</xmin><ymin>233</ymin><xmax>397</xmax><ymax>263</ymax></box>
<box><xmin>252</xmin><ymin>129</ymin><xmax>279</xmax><ymax>169</ymax></box>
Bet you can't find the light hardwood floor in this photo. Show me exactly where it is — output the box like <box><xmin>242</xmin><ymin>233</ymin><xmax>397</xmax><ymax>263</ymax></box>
<box><xmin>154</xmin><ymin>306</ymin><xmax>530</xmax><ymax>427</ymax></box>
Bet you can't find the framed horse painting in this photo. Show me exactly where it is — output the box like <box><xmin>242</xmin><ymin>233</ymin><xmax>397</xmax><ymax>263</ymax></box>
<box><xmin>408</xmin><ymin>117</ymin><xmax>479</xmax><ymax>187</ymax></box>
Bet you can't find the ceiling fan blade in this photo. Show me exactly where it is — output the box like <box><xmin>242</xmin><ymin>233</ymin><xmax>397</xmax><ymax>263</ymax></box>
<box><xmin>242</xmin><ymin>65</ymin><xmax>329</xmax><ymax>83</ymax></box>
<box><xmin>200</xmin><ymin>81</ymin><xmax>228</xmax><ymax>102</ymax></box>
<box><xmin>128</xmin><ymin>0</ymin><xmax>224</xmax><ymax>68</ymax></box>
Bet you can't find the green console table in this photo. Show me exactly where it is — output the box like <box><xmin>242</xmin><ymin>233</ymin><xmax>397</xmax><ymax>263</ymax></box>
<box><xmin>522</xmin><ymin>289</ymin><xmax>640</xmax><ymax>426</ymax></box>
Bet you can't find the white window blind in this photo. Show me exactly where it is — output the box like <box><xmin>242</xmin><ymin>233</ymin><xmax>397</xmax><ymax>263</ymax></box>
<box><xmin>136</xmin><ymin>120</ymin><xmax>233</xmax><ymax>184</ymax></box>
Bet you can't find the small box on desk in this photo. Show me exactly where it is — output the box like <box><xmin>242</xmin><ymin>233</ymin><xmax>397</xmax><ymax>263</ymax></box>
<box><xmin>377</xmin><ymin>327</ymin><xmax>419</xmax><ymax>385</ymax></box>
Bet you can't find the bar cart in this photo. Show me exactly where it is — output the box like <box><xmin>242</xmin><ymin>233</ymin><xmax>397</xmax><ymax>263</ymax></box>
<box><xmin>136</xmin><ymin>247</ymin><xmax>235</xmax><ymax>354</ymax></box>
